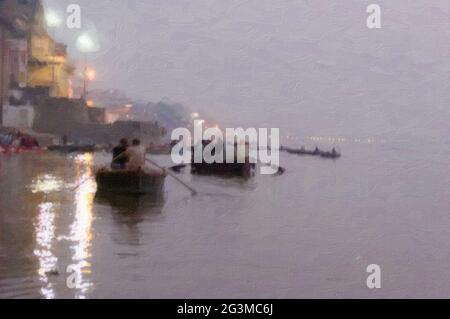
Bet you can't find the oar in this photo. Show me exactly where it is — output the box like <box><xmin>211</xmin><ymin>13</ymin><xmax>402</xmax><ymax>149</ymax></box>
<box><xmin>168</xmin><ymin>163</ymin><xmax>188</xmax><ymax>172</ymax></box>
<box><xmin>71</xmin><ymin>176</ymin><xmax>93</xmax><ymax>191</ymax></box>
<box><xmin>145</xmin><ymin>157</ymin><xmax>197</xmax><ymax>195</ymax></box>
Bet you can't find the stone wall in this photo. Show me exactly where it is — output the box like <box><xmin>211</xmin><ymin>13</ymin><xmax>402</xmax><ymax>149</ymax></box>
<box><xmin>33</xmin><ymin>98</ymin><xmax>90</xmax><ymax>133</ymax></box>
<box><xmin>32</xmin><ymin>98</ymin><xmax>163</xmax><ymax>144</ymax></box>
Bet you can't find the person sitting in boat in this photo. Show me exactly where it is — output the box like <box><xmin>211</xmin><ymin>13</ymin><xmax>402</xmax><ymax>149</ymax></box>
<box><xmin>313</xmin><ymin>146</ymin><xmax>322</xmax><ymax>155</ymax></box>
<box><xmin>124</xmin><ymin>138</ymin><xmax>146</xmax><ymax>171</ymax></box>
<box><xmin>111</xmin><ymin>138</ymin><xmax>129</xmax><ymax>169</ymax></box>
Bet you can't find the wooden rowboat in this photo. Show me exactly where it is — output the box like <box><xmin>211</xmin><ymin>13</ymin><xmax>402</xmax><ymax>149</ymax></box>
<box><xmin>190</xmin><ymin>141</ymin><xmax>255</xmax><ymax>177</ymax></box>
<box><xmin>191</xmin><ymin>162</ymin><xmax>255</xmax><ymax>177</ymax></box>
<box><xmin>95</xmin><ymin>169</ymin><xmax>166</xmax><ymax>195</ymax></box>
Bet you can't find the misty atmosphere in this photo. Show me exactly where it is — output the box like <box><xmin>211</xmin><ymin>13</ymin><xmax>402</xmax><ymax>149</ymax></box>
<box><xmin>1</xmin><ymin>0</ymin><xmax>449</xmax><ymax>301</ymax></box>
<box><xmin>44</xmin><ymin>0</ymin><xmax>449</xmax><ymax>141</ymax></box>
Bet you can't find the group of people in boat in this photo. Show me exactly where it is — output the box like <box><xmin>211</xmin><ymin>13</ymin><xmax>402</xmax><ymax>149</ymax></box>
<box><xmin>111</xmin><ymin>138</ymin><xmax>147</xmax><ymax>171</ymax></box>
<box><xmin>282</xmin><ymin>145</ymin><xmax>340</xmax><ymax>158</ymax></box>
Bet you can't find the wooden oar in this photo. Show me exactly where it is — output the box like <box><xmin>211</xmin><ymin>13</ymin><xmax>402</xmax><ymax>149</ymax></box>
<box><xmin>168</xmin><ymin>163</ymin><xmax>188</xmax><ymax>172</ymax></box>
<box><xmin>145</xmin><ymin>157</ymin><xmax>197</xmax><ymax>195</ymax></box>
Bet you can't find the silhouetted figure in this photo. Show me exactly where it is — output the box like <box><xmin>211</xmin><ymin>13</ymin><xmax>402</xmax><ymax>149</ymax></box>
<box><xmin>111</xmin><ymin>138</ymin><xmax>129</xmax><ymax>169</ymax></box>
<box><xmin>62</xmin><ymin>135</ymin><xmax>68</xmax><ymax>145</ymax></box>
<box><xmin>124</xmin><ymin>139</ymin><xmax>146</xmax><ymax>171</ymax></box>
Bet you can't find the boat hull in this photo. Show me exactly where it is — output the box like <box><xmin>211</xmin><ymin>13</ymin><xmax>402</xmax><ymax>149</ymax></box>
<box><xmin>95</xmin><ymin>169</ymin><xmax>166</xmax><ymax>195</ymax></box>
<box><xmin>191</xmin><ymin>162</ymin><xmax>254</xmax><ymax>177</ymax></box>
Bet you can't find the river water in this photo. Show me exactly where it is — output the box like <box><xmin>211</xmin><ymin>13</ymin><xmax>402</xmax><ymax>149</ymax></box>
<box><xmin>1</xmin><ymin>140</ymin><xmax>450</xmax><ymax>298</ymax></box>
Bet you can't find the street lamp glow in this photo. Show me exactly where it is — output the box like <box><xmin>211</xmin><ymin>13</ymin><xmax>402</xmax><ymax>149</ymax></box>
<box><xmin>45</xmin><ymin>9</ymin><xmax>62</xmax><ymax>28</ymax></box>
<box><xmin>85</xmin><ymin>68</ymin><xmax>96</xmax><ymax>81</ymax></box>
<box><xmin>76</xmin><ymin>33</ymin><xmax>96</xmax><ymax>53</ymax></box>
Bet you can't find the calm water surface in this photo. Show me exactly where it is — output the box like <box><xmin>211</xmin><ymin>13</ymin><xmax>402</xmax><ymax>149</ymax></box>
<box><xmin>1</xmin><ymin>141</ymin><xmax>450</xmax><ymax>298</ymax></box>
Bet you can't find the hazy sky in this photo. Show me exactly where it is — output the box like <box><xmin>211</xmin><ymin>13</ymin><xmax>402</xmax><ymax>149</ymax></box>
<box><xmin>43</xmin><ymin>0</ymin><xmax>449</xmax><ymax>140</ymax></box>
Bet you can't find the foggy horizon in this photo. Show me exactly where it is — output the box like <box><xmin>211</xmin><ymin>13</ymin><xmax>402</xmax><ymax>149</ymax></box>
<box><xmin>43</xmin><ymin>0</ymin><xmax>449</xmax><ymax>141</ymax></box>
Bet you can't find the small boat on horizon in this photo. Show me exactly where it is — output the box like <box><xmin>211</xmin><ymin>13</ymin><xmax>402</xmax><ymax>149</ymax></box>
<box><xmin>282</xmin><ymin>145</ymin><xmax>341</xmax><ymax>159</ymax></box>
<box><xmin>319</xmin><ymin>149</ymin><xmax>341</xmax><ymax>159</ymax></box>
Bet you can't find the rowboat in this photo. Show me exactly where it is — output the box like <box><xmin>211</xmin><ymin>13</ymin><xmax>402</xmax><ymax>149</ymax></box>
<box><xmin>95</xmin><ymin>169</ymin><xmax>166</xmax><ymax>195</ymax></box>
<box><xmin>189</xmin><ymin>141</ymin><xmax>255</xmax><ymax>177</ymax></box>
<box><xmin>47</xmin><ymin>145</ymin><xmax>95</xmax><ymax>153</ymax></box>
<box><xmin>320</xmin><ymin>150</ymin><xmax>341</xmax><ymax>159</ymax></box>
<box><xmin>283</xmin><ymin>146</ymin><xmax>321</xmax><ymax>156</ymax></box>
<box><xmin>191</xmin><ymin>162</ymin><xmax>255</xmax><ymax>177</ymax></box>
<box><xmin>282</xmin><ymin>146</ymin><xmax>341</xmax><ymax>159</ymax></box>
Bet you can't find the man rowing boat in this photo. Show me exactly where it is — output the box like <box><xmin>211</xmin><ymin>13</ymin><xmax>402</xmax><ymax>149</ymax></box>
<box><xmin>125</xmin><ymin>139</ymin><xmax>146</xmax><ymax>171</ymax></box>
<box><xmin>111</xmin><ymin>138</ymin><xmax>129</xmax><ymax>169</ymax></box>
<box><xmin>112</xmin><ymin>138</ymin><xmax>146</xmax><ymax>171</ymax></box>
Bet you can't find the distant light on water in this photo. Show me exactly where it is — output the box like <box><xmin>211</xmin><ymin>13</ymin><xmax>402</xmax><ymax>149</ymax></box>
<box><xmin>305</xmin><ymin>136</ymin><xmax>376</xmax><ymax>144</ymax></box>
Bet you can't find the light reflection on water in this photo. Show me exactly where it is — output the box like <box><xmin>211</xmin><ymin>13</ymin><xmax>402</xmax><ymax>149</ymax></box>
<box><xmin>69</xmin><ymin>153</ymin><xmax>96</xmax><ymax>299</ymax></box>
<box><xmin>33</xmin><ymin>202</ymin><xmax>58</xmax><ymax>299</ymax></box>
<box><xmin>2</xmin><ymin>143</ymin><xmax>450</xmax><ymax>298</ymax></box>
<box><xmin>30</xmin><ymin>154</ymin><xmax>96</xmax><ymax>299</ymax></box>
<box><xmin>29</xmin><ymin>174</ymin><xmax>64</xmax><ymax>194</ymax></box>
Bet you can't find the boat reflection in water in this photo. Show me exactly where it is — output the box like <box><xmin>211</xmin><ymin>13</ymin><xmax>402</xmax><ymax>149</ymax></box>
<box><xmin>94</xmin><ymin>190</ymin><xmax>165</xmax><ymax>247</ymax></box>
<box><xmin>69</xmin><ymin>154</ymin><xmax>96</xmax><ymax>299</ymax></box>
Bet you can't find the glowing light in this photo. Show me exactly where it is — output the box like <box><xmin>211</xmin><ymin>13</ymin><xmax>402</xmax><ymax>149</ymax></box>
<box><xmin>85</xmin><ymin>68</ymin><xmax>96</xmax><ymax>81</ymax></box>
<box><xmin>45</xmin><ymin>9</ymin><xmax>62</xmax><ymax>28</ymax></box>
<box><xmin>76</xmin><ymin>33</ymin><xmax>96</xmax><ymax>53</ymax></box>
<box><xmin>86</xmin><ymin>100</ymin><xmax>95</xmax><ymax>107</ymax></box>
<box><xmin>191</xmin><ymin>112</ymin><xmax>199</xmax><ymax>119</ymax></box>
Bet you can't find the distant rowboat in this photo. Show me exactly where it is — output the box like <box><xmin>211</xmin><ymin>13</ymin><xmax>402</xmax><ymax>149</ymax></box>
<box><xmin>95</xmin><ymin>169</ymin><xmax>166</xmax><ymax>195</ymax></box>
<box><xmin>47</xmin><ymin>145</ymin><xmax>96</xmax><ymax>153</ymax></box>
<box><xmin>282</xmin><ymin>146</ymin><xmax>341</xmax><ymax>159</ymax></box>
<box><xmin>320</xmin><ymin>150</ymin><xmax>341</xmax><ymax>159</ymax></box>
